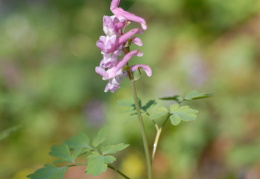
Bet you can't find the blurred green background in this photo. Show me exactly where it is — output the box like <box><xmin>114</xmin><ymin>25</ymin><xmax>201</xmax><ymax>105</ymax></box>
<box><xmin>1</xmin><ymin>0</ymin><xmax>260</xmax><ymax>178</ymax></box>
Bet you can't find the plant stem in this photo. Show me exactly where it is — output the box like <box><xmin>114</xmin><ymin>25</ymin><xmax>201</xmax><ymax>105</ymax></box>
<box><xmin>151</xmin><ymin>114</ymin><xmax>170</xmax><ymax>161</ymax></box>
<box><xmin>108</xmin><ymin>165</ymin><xmax>131</xmax><ymax>179</ymax></box>
<box><xmin>130</xmin><ymin>79</ymin><xmax>152</xmax><ymax>179</ymax></box>
<box><xmin>152</xmin><ymin>126</ymin><xmax>162</xmax><ymax>161</ymax></box>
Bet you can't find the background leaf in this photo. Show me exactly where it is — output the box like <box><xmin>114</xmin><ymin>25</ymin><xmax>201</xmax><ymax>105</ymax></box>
<box><xmin>184</xmin><ymin>90</ymin><xmax>212</xmax><ymax>100</ymax></box>
<box><xmin>92</xmin><ymin>127</ymin><xmax>108</xmax><ymax>147</ymax></box>
<box><xmin>0</xmin><ymin>126</ymin><xmax>20</xmax><ymax>141</ymax></box>
<box><xmin>160</xmin><ymin>95</ymin><xmax>183</xmax><ymax>103</ymax></box>
<box><xmin>27</xmin><ymin>164</ymin><xmax>67</xmax><ymax>179</ymax></box>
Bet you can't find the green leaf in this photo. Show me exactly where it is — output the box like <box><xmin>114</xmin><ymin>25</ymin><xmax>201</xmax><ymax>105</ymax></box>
<box><xmin>143</xmin><ymin>100</ymin><xmax>156</xmax><ymax>112</ymax></box>
<box><xmin>86</xmin><ymin>152</ymin><xmax>116</xmax><ymax>176</ymax></box>
<box><xmin>148</xmin><ymin>106</ymin><xmax>169</xmax><ymax>126</ymax></box>
<box><xmin>170</xmin><ymin>103</ymin><xmax>198</xmax><ymax>122</ymax></box>
<box><xmin>71</xmin><ymin>148</ymin><xmax>83</xmax><ymax>161</ymax></box>
<box><xmin>101</xmin><ymin>143</ymin><xmax>129</xmax><ymax>155</ymax></box>
<box><xmin>169</xmin><ymin>115</ymin><xmax>181</xmax><ymax>126</ymax></box>
<box><xmin>27</xmin><ymin>164</ymin><xmax>67</xmax><ymax>179</ymax></box>
<box><xmin>103</xmin><ymin>155</ymin><xmax>116</xmax><ymax>163</ymax></box>
<box><xmin>184</xmin><ymin>90</ymin><xmax>212</xmax><ymax>100</ymax></box>
<box><xmin>65</xmin><ymin>133</ymin><xmax>92</xmax><ymax>150</ymax></box>
<box><xmin>160</xmin><ymin>95</ymin><xmax>183</xmax><ymax>103</ymax></box>
<box><xmin>49</xmin><ymin>144</ymin><xmax>73</xmax><ymax>163</ymax></box>
<box><xmin>92</xmin><ymin>127</ymin><xmax>108</xmax><ymax>147</ymax></box>
<box><xmin>170</xmin><ymin>103</ymin><xmax>179</xmax><ymax>111</ymax></box>
<box><xmin>149</xmin><ymin>106</ymin><xmax>169</xmax><ymax>120</ymax></box>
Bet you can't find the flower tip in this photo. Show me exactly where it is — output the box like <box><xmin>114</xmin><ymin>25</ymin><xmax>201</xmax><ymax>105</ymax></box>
<box><xmin>132</xmin><ymin>37</ymin><xmax>143</xmax><ymax>46</ymax></box>
<box><xmin>141</xmin><ymin>23</ymin><xmax>147</xmax><ymax>30</ymax></box>
<box><xmin>131</xmin><ymin>64</ymin><xmax>152</xmax><ymax>77</ymax></box>
<box><xmin>110</xmin><ymin>0</ymin><xmax>120</xmax><ymax>10</ymax></box>
<box><xmin>95</xmin><ymin>66</ymin><xmax>107</xmax><ymax>79</ymax></box>
<box><xmin>137</xmin><ymin>51</ymin><xmax>143</xmax><ymax>57</ymax></box>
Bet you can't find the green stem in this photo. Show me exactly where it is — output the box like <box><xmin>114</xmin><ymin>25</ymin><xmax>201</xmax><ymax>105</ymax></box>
<box><xmin>108</xmin><ymin>165</ymin><xmax>131</xmax><ymax>179</ymax></box>
<box><xmin>130</xmin><ymin>79</ymin><xmax>152</xmax><ymax>179</ymax></box>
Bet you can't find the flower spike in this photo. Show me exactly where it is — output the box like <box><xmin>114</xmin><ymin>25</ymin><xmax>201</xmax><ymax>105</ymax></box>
<box><xmin>96</xmin><ymin>0</ymin><xmax>151</xmax><ymax>93</ymax></box>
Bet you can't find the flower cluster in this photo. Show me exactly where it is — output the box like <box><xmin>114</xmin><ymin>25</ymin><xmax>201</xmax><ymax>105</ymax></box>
<box><xmin>95</xmin><ymin>0</ymin><xmax>152</xmax><ymax>93</ymax></box>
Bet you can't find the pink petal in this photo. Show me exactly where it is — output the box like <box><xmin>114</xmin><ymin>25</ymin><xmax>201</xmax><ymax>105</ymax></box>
<box><xmin>96</xmin><ymin>40</ymin><xmax>104</xmax><ymax>51</ymax></box>
<box><xmin>132</xmin><ymin>37</ymin><xmax>143</xmax><ymax>46</ymax></box>
<box><xmin>111</xmin><ymin>7</ymin><xmax>147</xmax><ymax>30</ymax></box>
<box><xmin>131</xmin><ymin>64</ymin><xmax>152</xmax><ymax>77</ymax></box>
<box><xmin>104</xmin><ymin>74</ymin><xmax>125</xmax><ymax>93</ymax></box>
<box><xmin>110</xmin><ymin>0</ymin><xmax>120</xmax><ymax>10</ymax></box>
<box><xmin>118</xmin><ymin>28</ymin><xmax>142</xmax><ymax>45</ymax></box>
<box><xmin>115</xmin><ymin>50</ymin><xmax>142</xmax><ymax>72</ymax></box>
<box><xmin>95</xmin><ymin>66</ymin><xmax>108</xmax><ymax>79</ymax></box>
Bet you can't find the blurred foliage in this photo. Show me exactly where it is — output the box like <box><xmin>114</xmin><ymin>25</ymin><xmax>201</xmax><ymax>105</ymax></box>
<box><xmin>1</xmin><ymin>0</ymin><xmax>260</xmax><ymax>178</ymax></box>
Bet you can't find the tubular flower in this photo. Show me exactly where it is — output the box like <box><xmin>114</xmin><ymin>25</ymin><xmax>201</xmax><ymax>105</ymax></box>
<box><xmin>96</xmin><ymin>0</ymin><xmax>152</xmax><ymax>93</ymax></box>
<box><xmin>110</xmin><ymin>0</ymin><xmax>147</xmax><ymax>30</ymax></box>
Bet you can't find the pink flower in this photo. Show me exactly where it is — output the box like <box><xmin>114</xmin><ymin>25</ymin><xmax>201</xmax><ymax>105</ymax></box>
<box><xmin>95</xmin><ymin>0</ymin><xmax>151</xmax><ymax>93</ymax></box>
<box><xmin>103</xmin><ymin>16</ymin><xmax>124</xmax><ymax>36</ymax></box>
<box><xmin>96</xmin><ymin>28</ymin><xmax>142</xmax><ymax>53</ymax></box>
<box><xmin>131</xmin><ymin>64</ymin><xmax>152</xmax><ymax>77</ymax></box>
<box><xmin>96</xmin><ymin>50</ymin><xmax>143</xmax><ymax>80</ymax></box>
<box><xmin>104</xmin><ymin>74</ymin><xmax>125</xmax><ymax>93</ymax></box>
<box><xmin>100</xmin><ymin>50</ymin><xmax>122</xmax><ymax>68</ymax></box>
<box><xmin>110</xmin><ymin>0</ymin><xmax>147</xmax><ymax>30</ymax></box>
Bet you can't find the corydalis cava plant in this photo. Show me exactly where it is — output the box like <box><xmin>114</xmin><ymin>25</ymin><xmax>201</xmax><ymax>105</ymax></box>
<box><xmin>27</xmin><ymin>1</ymin><xmax>212</xmax><ymax>179</ymax></box>
<box><xmin>95</xmin><ymin>0</ymin><xmax>151</xmax><ymax>93</ymax></box>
